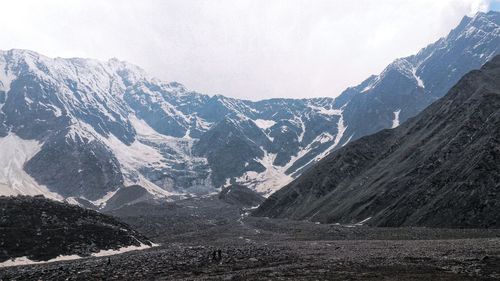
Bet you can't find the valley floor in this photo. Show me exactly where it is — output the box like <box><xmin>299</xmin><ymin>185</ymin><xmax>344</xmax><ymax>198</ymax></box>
<box><xmin>1</xmin><ymin>195</ymin><xmax>500</xmax><ymax>280</ymax></box>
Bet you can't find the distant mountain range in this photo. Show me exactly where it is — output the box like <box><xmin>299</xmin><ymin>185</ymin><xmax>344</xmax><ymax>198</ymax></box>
<box><xmin>0</xmin><ymin>11</ymin><xmax>498</xmax><ymax>209</ymax></box>
<box><xmin>254</xmin><ymin>55</ymin><xmax>500</xmax><ymax>228</ymax></box>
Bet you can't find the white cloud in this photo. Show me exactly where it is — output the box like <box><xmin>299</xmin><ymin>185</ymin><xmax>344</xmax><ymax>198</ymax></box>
<box><xmin>0</xmin><ymin>0</ymin><xmax>492</xmax><ymax>100</ymax></box>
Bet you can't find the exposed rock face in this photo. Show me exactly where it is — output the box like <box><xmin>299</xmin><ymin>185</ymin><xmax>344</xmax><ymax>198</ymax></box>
<box><xmin>25</xmin><ymin>135</ymin><xmax>124</xmax><ymax>200</ymax></box>
<box><xmin>254</xmin><ymin>55</ymin><xmax>500</xmax><ymax>228</ymax></box>
<box><xmin>0</xmin><ymin>12</ymin><xmax>498</xmax><ymax>209</ymax></box>
<box><xmin>0</xmin><ymin>195</ymin><xmax>152</xmax><ymax>262</ymax></box>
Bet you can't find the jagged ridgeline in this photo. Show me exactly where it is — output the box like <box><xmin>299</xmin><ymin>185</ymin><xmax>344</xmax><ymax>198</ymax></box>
<box><xmin>254</xmin><ymin>55</ymin><xmax>500</xmax><ymax>228</ymax></box>
<box><xmin>0</xmin><ymin>12</ymin><xmax>498</xmax><ymax>210</ymax></box>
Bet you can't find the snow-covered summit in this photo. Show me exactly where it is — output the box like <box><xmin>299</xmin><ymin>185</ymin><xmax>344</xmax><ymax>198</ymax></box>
<box><xmin>333</xmin><ymin>10</ymin><xmax>499</xmax><ymax>143</ymax></box>
<box><xmin>0</xmin><ymin>11</ymin><xmax>498</xmax><ymax>209</ymax></box>
<box><xmin>0</xmin><ymin>48</ymin><xmax>345</xmax><ymax>207</ymax></box>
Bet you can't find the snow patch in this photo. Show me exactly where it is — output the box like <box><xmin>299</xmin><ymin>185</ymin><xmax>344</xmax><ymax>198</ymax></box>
<box><xmin>0</xmin><ymin>64</ymin><xmax>15</xmax><ymax>93</ymax></box>
<box><xmin>0</xmin><ymin>243</ymin><xmax>156</xmax><ymax>268</ymax></box>
<box><xmin>129</xmin><ymin>115</ymin><xmax>159</xmax><ymax>136</ymax></box>
<box><xmin>314</xmin><ymin>113</ymin><xmax>347</xmax><ymax>160</ymax></box>
<box><xmin>392</xmin><ymin>109</ymin><xmax>401</xmax><ymax>128</ymax></box>
<box><xmin>65</xmin><ymin>197</ymin><xmax>82</xmax><ymax>206</ymax></box>
<box><xmin>315</xmin><ymin>132</ymin><xmax>334</xmax><ymax>144</ymax></box>
<box><xmin>360</xmin><ymin>85</ymin><xmax>372</xmax><ymax>93</ymax></box>
<box><xmin>360</xmin><ymin>76</ymin><xmax>380</xmax><ymax>94</ymax></box>
<box><xmin>342</xmin><ymin>134</ymin><xmax>354</xmax><ymax>147</ymax></box>
<box><xmin>254</xmin><ymin>119</ymin><xmax>276</xmax><ymax>130</ymax></box>
<box><xmin>183</xmin><ymin>128</ymin><xmax>191</xmax><ymax>139</ymax></box>
<box><xmin>106</xmin><ymin>136</ymin><xmax>165</xmax><ymax>171</ymax></box>
<box><xmin>412</xmin><ymin>68</ymin><xmax>425</xmax><ymax>88</ymax></box>
<box><xmin>0</xmin><ymin>134</ymin><xmax>63</xmax><ymax>201</ymax></box>
<box><xmin>50</xmin><ymin>105</ymin><xmax>62</xmax><ymax>117</ymax></box>
<box><xmin>308</xmin><ymin>104</ymin><xmax>342</xmax><ymax>116</ymax></box>
<box><xmin>194</xmin><ymin>116</ymin><xmax>212</xmax><ymax>131</ymax></box>
<box><xmin>89</xmin><ymin>189</ymin><xmax>118</xmax><ymax>208</ymax></box>
<box><xmin>296</xmin><ymin>117</ymin><xmax>306</xmax><ymax>142</ymax></box>
<box><xmin>292</xmin><ymin>112</ymin><xmax>348</xmax><ymax>174</ymax></box>
<box><xmin>355</xmin><ymin>217</ymin><xmax>372</xmax><ymax>226</ymax></box>
<box><xmin>233</xmin><ymin>150</ymin><xmax>293</xmax><ymax>195</ymax></box>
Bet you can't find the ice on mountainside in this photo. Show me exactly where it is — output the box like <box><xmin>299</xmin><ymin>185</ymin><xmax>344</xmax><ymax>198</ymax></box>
<box><xmin>392</xmin><ymin>110</ymin><xmax>401</xmax><ymax>128</ymax></box>
<box><xmin>254</xmin><ymin>119</ymin><xmax>276</xmax><ymax>130</ymax></box>
<box><xmin>0</xmin><ymin>134</ymin><xmax>63</xmax><ymax>201</ymax></box>
<box><xmin>0</xmin><ymin>12</ymin><xmax>497</xmax><ymax>206</ymax></box>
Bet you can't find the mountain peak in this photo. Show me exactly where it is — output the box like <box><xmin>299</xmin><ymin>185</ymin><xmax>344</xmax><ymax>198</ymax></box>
<box><xmin>459</xmin><ymin>10</ymin><xmax>499</xmax><ymax>34</ymax></box>
<box><xmin>1</xmin><ymin>48</ymin><xmax>46</xmax><ymax>59</ymax></box>
<box><xmin>0</xmin><ymin>11</ymin><xmax>498</xmax><ymax>209</ymax></box>
<box><xmin>254</xmin><ymin>55</ymin><xmax>500</xmax><ymax>228</ymax></box>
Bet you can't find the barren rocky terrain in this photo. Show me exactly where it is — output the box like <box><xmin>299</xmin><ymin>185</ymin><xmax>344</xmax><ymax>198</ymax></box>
<box><xmin>1</xmin><ymin>194</ymin><xmax>500</xmax><ymax>280</ymax></box>
<box><xmin>0</xmin><ymin>196</ymin><xmax>152</xmax><ymax>263</ymax></box>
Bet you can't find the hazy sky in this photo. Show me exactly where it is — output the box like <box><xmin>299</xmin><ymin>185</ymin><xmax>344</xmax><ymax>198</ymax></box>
<box><xmin>0</xmin><ymin>0</ymin><xmax>498</xmax><ymax>100</ymax></box>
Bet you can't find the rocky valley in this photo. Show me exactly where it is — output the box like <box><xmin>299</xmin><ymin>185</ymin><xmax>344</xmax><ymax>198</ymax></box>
<box><xmin>1</xmin><ymin>192</ymin><xmax>500</xmax><ymax>280</ymax></box>
<box><xmin>0</xmin><ymin>7</ymin><xmax>499</xmax><ymax>281</ymax></box>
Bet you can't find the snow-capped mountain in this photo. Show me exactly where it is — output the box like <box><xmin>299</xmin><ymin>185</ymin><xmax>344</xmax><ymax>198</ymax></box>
<box><xmin>0</xmin><ymin>11</ymin><xmax>498</xmax><ymax>209</ymax></box>
<box><xmin>0</xmin><ymin>49</ymin><xmax>343</xmax><ymax>206</ymax></box>
<box><xmin>335</xmin><ymin>11</ymin><xmax>500</xmax><ymax>142</ymax></box>
<box><xmin>254</xmin><ymin>54</ymin><xmax>500</xmax><ymax>228</ymax></box>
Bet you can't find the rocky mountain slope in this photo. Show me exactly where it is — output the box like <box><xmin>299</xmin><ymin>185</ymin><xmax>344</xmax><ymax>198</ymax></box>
<box><xmin>0</xmin><ymin>195</ymin><xmax>153</xmax><ymax>263</ymax></box>
<box><xmin>253</xmin><ymin>55</ymin><xmax>500</xmax><ymax>228</ymax></box>
<box><xmin>0</xmin><ymin>12</ymin><xmax>498</xmax><ymax>209</ymax></box>
<box><xmin>219</xmin><ymin>185</ymin><xmax>265</xmax><ymax>207</ymax></box>
<box><xmin>0</xmin><ymin>49</ymin><xmax>344</xmax><ymax>204</ymax></box>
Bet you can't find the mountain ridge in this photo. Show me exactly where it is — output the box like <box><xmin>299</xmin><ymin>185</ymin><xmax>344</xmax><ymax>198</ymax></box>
<box><xmin>0</xmin><ymin>12</ymin><xmax>498</xmax><ymax>209</ymax></box>
<box><xmin>253</xmin><ymin>55</ymin><xmax>500</xmax><ymax>228</ymax></box>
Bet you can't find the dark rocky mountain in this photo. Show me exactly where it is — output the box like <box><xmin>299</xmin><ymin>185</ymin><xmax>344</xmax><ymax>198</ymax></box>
<box><xmin>219</xmin><ymin>185</ymin><xmax>265</xmax><ymax>207</ymax></box>
<box><xmin>101</xmin><ymin>185</ymin><xmax>156</xmax><ymax>212</ymax></box>
<box><xmin>0</xmin><ymin>195</ymin><xmax>153</xmax><ymax>263</ymax></box>
<box><xmin>254</xmin><ymin>55</ymin><xmax>500</xmax><ymax>228</ymax></box>
<box><xmin>0</xmin><ymin>12</ymin><xmax>498</xmax><ymax>209</ymax></box>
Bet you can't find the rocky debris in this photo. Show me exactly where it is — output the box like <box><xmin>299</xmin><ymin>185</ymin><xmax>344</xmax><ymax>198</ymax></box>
<box><xmin>254</xmin><ymin>55</ymin><xmax>500</xmax><ymax>228</ymax></box>
<box><xmin>107</xmin><ymin>194</ymin><xmax>500</xmax><ymax>247</ymax></box>
<box><xmin>101</xmin><ymin>185</ymin><xmax>154</xmax><ymax>211</ymax></box>
<box><xmin>1</xmin><ymin>233</ymin><xmax>499</xmax><ymax>280</ymax></box>
<box><xmin>218</xmin><ymin>185</ymin><xmax>265</xmax><ymax>207</ymax></box>
<box><xmin>2</xmin><ymin>196</ymin><xmax>500</xmax><ymax>279</ymax></box>
<box><xmin>0</xmin><ymin>195</ymin><xmax>152</xmax><ymax>263</ymax></box>
<box><xmin>106</xmin><ymin>194</ymin><xmax>244</xmax><ymax>243</ymax></box>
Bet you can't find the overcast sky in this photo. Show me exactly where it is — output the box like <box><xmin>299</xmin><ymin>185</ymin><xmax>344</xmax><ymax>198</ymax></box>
<box><xmin>0</xmin><ymin>0</ymin><xmax>498</xmax><ymax>100</ymax></box>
